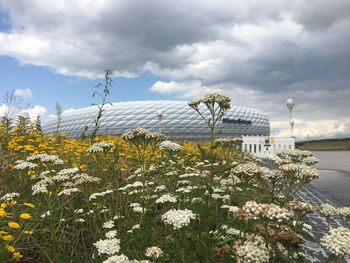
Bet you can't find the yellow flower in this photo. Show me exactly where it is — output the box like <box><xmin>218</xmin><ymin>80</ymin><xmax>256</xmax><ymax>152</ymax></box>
<box><xmin>6</xmin><ymin>245</ymin><xmax>15</xmax><ymax>253</ymax></box>
<box><xmin>27</xmin><ymin>170</ymin><xmax>36</xmax><ymax>177</ymax></box>
<box><xmin>13</xmin><ymin>252</ymin><xmax>23</xmax><ymax>261</ymax></box>
<box><xmin>24</xmin><ymin>202</ymin><xmax>35</xmax><ymax>208</ymax></box>
<box><xmin>8</xmin><ymin>222</ymin><xmax>20</xmax><ymax>229</ymax></box>
<box><xmin>7</xmin><ymin>200</ymin><xmax>17</xmax><ymax>206</ymax></box>
<box><xmin>79</xmin><ymin>164</ymin><xmax>88</xmax><ymax>171</ymax></box>
<box><xmin>23</xmin><ymin>230</ymin><xmax>33</xmax><ymax>235</ymax></box>
<box><xmin>19</xmin><ymin>213</ymin><xmax>31</xmax><ymax>219</ymax></box>
<box><xmin>1</xmin><ymin>203</ymin><xmax>7</xmax><ymax>208</ymax></box>
<box><xmin>0</xmin><ymin>230</ymin><xmax>9</xmax><ymax>235</ymax></box>
<box><xmin>0</xmin><ymin>208</ymin><xmax>6</xmax><ymax>217</ymax></box>
<box><xmin>2</xmin><ymin>235</ymin><xmax>14</xmax><ymax>241</ymax></box>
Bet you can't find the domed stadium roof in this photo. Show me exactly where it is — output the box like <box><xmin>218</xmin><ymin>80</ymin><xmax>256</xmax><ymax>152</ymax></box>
<box><xmin>43</xmin><ymin>101</ymin><xmax>270</xmax><ymax>140</ymax></box>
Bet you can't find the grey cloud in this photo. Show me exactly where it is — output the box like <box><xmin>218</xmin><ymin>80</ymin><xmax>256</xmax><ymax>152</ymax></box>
<box><xmin>0</xmin><ymin>0</ymin><xmax>349</xmax><ymax>138</ymax></box>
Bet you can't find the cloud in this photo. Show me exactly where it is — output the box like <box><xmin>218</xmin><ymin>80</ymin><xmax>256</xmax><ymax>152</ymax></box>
<box><xmin>24</xmin><ymin>105</ymin><xmax>47</xmax><ymax>121</ymax></box>
<box><xmin>0</xmin><ymin>0</ymin><xmax>349</xmax><ymax>138</ymax></box>
<box><xmin>14</xmin><ymin>88</ymin><xmax>32</xmax><ymax>99</ymax></box>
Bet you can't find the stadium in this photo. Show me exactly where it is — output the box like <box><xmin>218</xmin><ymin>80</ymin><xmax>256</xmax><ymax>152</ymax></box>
<box><xmin>43</xmin><ymin>101</ymin><xmax>270</xmax><ymax>140</ymax></box>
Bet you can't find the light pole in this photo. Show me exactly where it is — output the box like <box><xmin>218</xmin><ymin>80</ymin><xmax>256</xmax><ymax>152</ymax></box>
<box><xmin>286</xmin><ymin>98</ymin><xmax>294</xmax><ymax>138</ymax></box>
<box><xmin>156</xmin><ymin>110</ymin><xmax>164</xmax><ymax>133</ymax></box>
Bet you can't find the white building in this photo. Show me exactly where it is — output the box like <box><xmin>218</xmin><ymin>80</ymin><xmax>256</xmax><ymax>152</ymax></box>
<box><xmin>242</xmin><ymin>135</ymin><xmax>295</xmax><ymax>158</ymax></box>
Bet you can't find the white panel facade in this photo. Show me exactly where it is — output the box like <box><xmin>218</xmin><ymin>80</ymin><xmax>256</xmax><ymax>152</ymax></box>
<box><xmin>43</xmin><ymin>101</ymin><xmax>270</xmax><ymax>140</ymax></box>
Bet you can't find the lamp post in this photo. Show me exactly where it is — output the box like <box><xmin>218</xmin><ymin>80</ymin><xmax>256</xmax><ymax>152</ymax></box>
<box><xmin>156</xmin><ymin>110</ymin><xmax>164</xmax><ymax>133</ymax></box>
<box><xmin>286</xmin><ymin>98</ymin><xmax>294</xmax><ymax>138</ymax></box>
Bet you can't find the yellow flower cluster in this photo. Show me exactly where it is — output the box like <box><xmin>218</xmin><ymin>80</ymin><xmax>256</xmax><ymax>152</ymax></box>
<box><xmin>0</xmin><ymin>200</ymin><xmax>35</xmax><ymax>261</ymax></box>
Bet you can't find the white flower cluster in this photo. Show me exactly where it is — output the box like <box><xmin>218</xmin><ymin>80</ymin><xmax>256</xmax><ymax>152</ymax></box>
<box><xmin>159</xmin><ymin>140</ymin><xmax>182</xmax><ymax>152</ymax></box>
<box><xmin>232</xmin><ymin>162</ymin><xmax>269</xmax><ymax>178</ymax></box>
<box><xmin>188</xmin><ymin>93</ymin><xmax>231</xmax><ymax>111</ymax></box>
<box><xmin>94</xmin><ymin>238</ymin><xmax>121</xmax><ymax>256</ymax></box>
<box><xmin>320</xmin><ymin>203</ymin><xmax>337</xmax><ymax>217</ymax></box>
<box><xmin>280</xmin><ymin>163</ymin><xmax>318</xmax><ymax>180</ymax></box>
<box><xmin>129</xmin><ymin>203</ymin><xmax>144</xmax><ymax>213</ymax></box>
<box><xmin>0</xmin><ymin>192</ymin><xmax>20</xmax><ymax>201</ymax></box>
<box><xmin>276</xmin><ymin>149</ymin><xmax>316</xmax><ymax>164</ymax></box>
<box><xmin>121</xmin><ymin>128</ymin><xmax>166</xmax><ymax>143</ymax></box>
<box><xmin>145</xmin><ymin>246</ymin><xmax>164</xmax><ymax>258</ymax></box>
<box><xmin>221</xmin><ymin>205</ymin><xmax>240</xmax><ymax>214</ymax></box>
<box><xmin>242</xmin><ymin>201</ymin><xmax>294</xmax><ymax>222</ymax></box>
<box><xmin>118</xmin><ymin>181</ymin><xmax>143</xmax><ymax>192</ymax></box>
<box><xmin>236</xmin><ymin>235</ymin><xmax>269</xmax><ymax>263</ymax></box>
<box><xmin>57</xmin><ymin>187</ymin><xmax>81</xmax><ymax>196</ymax></box>
<box><xmin>87</xmin><ymin>141</ymin><xmax>114</xmax><ymax>153</ymax></box>
<box><xmin>319</xmin><ymin>203</ymin><xmax>350</xmax><ymax>219</ymax></box>
<box><xmin>155</xmin><ymin>194</ymin><xmax>177</xmax><ymax>204</ymax></box>
<box><xmin>89</xmin><ymin>190</ymin><xmax>114</xmax><ymax>201</ymax></box>
<box><xmin>320</xmin><ymin>227</ymin><xmax>350</xmax><ymax>257</ymax></box>
<box><xmin>161</xmin><ymin>209</ymin><xmax>197</xmax><ymax>230</ymax></box>
<box><xmin>214</xmin><ymin>137</ymin><xmax>243</xmax><ymax>147</ymax></box>
<box><xmin>103</xmin><ymin>220</ymin><xmax>115</xmax><ymax>229</ymax></box>
<box><xmin>27</xmin><ymin>154</ymin><xmax>64</xmax><ymax>165</ymax></box>
<box><xmin>13</xmin><ymin>160</ymin><xmax>38</xmax><ymax>170</ymax></box>
<box><xmin>103</xmin><ymin>254</ymin><xmax>129</xmax><ymax>263</ymax></box>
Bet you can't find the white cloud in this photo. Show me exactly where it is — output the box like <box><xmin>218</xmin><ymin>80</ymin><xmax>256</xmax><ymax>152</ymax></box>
<box><xmin>14</xmin><ymin>88</ymin><xmax>32</xmax><ymax>99</ymax></box>
<box><xmin>23</xmin><ymin>105</ymin><xmax>47</xmax><ymax>121</ymax></box>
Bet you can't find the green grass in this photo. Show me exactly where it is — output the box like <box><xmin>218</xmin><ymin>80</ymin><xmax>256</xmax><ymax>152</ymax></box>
<box><xmin>296</xmin><ymin>138</ymin><xmax>350</xmax><ymax>151</ymax></box>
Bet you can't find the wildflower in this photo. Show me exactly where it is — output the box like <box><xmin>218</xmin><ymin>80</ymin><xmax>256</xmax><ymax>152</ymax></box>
<box><xmin>19</xmin><ymin>213</ymin><xmax>32</xmax><ymax>219</ymax></box>
<box><xmin>161</xmin><ymin>209</ymin><xmax>197</xmax><ymax>230</ymax></box>
<box><xmin>2</xmin><ymin>235</ymin><xmax>14</xmax><ymax>241</ymax></box>
<box><xmin>320</xmin><ymin>203</ymin><xmax>337</xmax><ymax>217</ymax></box>
<box><xmin>105</xmin><ymin>230</ymin><xmax>117</xmax><ymax>239</ymax></box>
<box><xmin>320</xmin><ymin>227</ymin><xmax>350</xmax><ymax>258</ymax></box>
<box><xmin>103</xmin><ymin>254</ymin><xmax>129</xmax><ymax>263</ymax></box>
<box><xmin>235</xmin><ymin>235</ymin><xmax>269</xmax><ymax>263</ymax></box>
<box><xmin>155</xmin><ymin>194</ymin><xmax>177</xmax><ymax>204</ymax></box>
<box><xmin>8</xmin><ymin>222</ymin><xmax>21</xmax><ymax>229</ymax></box>
<box><xmin>159</xmin><ymin>140</ymin><xmax>182</xmax><ymax>152</ymax></box>
<box><xmin>103</xmin><ymin>220</ymin><xmax>115</xmax><ymax>229</ymax></box>
<box><xmin>145</xmin><ymin>246</ymin><xmax>164</xmax><ymax>258</ymax></box>
<box><xmin>23</xmin><ymin>230</ymin><xmax>33</xmax><ymax>235</ymax></box>
<box><xmin>24</xmin><ymin>202</ymin><xmax>35</xmax><ymax>208</ymax></box>
<box><xmin>58</xmin><ymin>188</ymin><xmax>81</xmax><ymax>196</ymax></box>
<box><xmin>94</xmin><ymin>238</ymin><xmax>121</xmax><ymax>255</ymax></box>
<box><xmin>0</xmin><ymin>208</ymin><xmax>6</xmax><ymax>217</ymax></box>
<box><xmin>13</xmin><ymin>252</ymin><xmax>23</xmax><ymax>261</ymax></box>
<box><xmin>6</xmin><ymin>245</ymin><xmax>15</xmax><ymax>253</ymax></box>
<box><xmin>0</xmin><ymin>192</ymin><xmax>20</xmax><ymax>201</ymax></box>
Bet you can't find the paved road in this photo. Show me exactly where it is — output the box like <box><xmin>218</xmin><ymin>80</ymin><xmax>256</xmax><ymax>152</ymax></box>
<box><xmin>296</xmin><ymin>184</ymin><xmax>350</xmax><ymax>262</ymax></box>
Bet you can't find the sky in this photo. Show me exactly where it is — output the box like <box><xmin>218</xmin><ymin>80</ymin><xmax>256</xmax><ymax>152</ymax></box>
<box><xmin>0</xmin><ymin>0</ymin><xmax>349</xmax><ymax>140</ymax></box>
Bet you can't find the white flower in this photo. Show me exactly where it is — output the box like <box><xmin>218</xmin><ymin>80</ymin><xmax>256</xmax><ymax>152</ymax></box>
<box><xmin>155</xmin><ymin>194</ymin><xmax>177</xmax><ymax>204</ymax></box>
<box><xmin>89</xmin><ymin>190</ymin><xmax>114</xmax><ymax>201</ymax></box>
<box><xmin>58</xmin><ymin>188</ymin><xmax>81</xmax><ymax>196</ymax></box>
<box><xmin>94</xmin><ymin>238</ymin><xmax>121</xmax><ymax>255</ymax></box>
<box><xmin>226</xmin><ymin>227</ymin><xmax>240</xmax><ymax>236</ymax></box>
<box><xmin>0</xmin><ymin>192</ymin><xmax>20</xmax><ymax>201</ymax></box>
<box><xmin>320</xmin><ymin>227</ymin><xmax>350</xmax><ymax>257</ymax></box>
<box><xmin>103</xmin><ymin>254</ymin><xmax>129</xmax><ymax>263</ymax></box>
<box><xmin>106</xmin><ymin>230</ymin><xmax>118</xmax><ymax>239</ymax></box>
<box><xmin>41</xmin><ymin>210</ymin><xmax>51</xmax><ymax>218</ymax></box>
<box><xmin>236</xmin><ymin>235</ymin><xmax>269</xmax><ymax>263</ymax></box>
<box><xmin>13</xmin><ymin>161</ymin><xmax>38</xmax><ymax>170</ymax></box>
<box><xmin>130</xmin><ymin>203</ymin><xmax>144</xmax><ymax>213</ymax></box>
<box><xmin>159</xmin><ymin>140</ymin><xmax>182</xmax><ymax>152</ymax></box>
<box><xmin>103</xmin><ymin>220</ymin><xmax>115</xmax><ymax>229</ymax></box>
<box><xmin>145</xmin><ymin>246</ymin><xmax>164</xmax><ymax>258</ymax></box>
<box><xmin>161</xmin><ymin>209</ymin><xmax>197</xmax><ymax>230</ymax></box>
<box><xmin>320</xmin><ymin>203</ymin><xmax>337</xmax><ymax>217</ymax></box>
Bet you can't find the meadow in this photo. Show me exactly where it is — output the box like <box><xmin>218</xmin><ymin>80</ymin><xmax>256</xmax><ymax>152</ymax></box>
<box><xmin>0</xmin><ymin>93</ymin><xmax>349</xmax><ymax>262</ymax></box>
